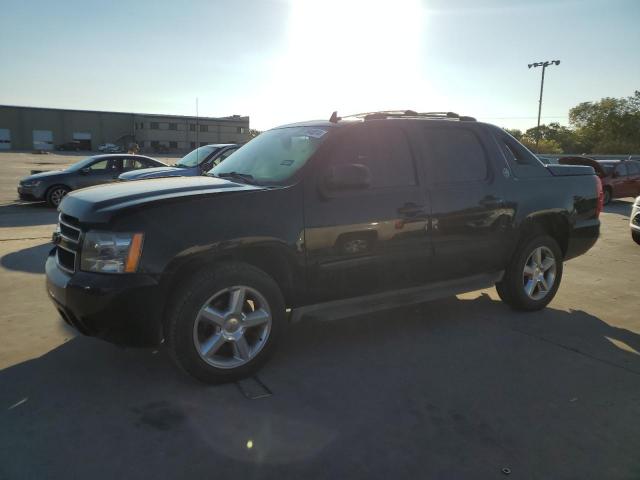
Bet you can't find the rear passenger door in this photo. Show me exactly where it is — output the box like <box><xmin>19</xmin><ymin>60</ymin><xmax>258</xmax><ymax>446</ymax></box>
<box><xmin>418</xmin><ymin>125</ymin><xmax>508</xmax><ymax>278</ymax></box>
<box><xmin>625</xmin><ymin>161</ymin><xmax>640</xmax><ymax>196</ymax></box>
<box><xmin>613</xmin><ymin>163</ymin><xmax>630</xmax><ymax>197</ymax></box>
<box><xmin>304</xmin><ymin>122</ymin><xmax>432</xmax><ymax>302</ymax></box>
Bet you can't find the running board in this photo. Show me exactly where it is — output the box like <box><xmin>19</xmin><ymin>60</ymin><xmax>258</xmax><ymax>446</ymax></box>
<box><xmin>290</xmin><ymin>271</ymin><xmax>503</xmax><ymax>323</ymax></box>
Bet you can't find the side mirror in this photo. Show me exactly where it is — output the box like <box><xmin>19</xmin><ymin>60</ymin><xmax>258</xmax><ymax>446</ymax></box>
<box><xmin>324</xmin><ymin>163</ymin><xmax>372</xmax><ymax>191</ymax></box>
<box><xmin>80</xmin><ymin>167</ymin><xmax>90</xmax><ymax>175</ymax></box>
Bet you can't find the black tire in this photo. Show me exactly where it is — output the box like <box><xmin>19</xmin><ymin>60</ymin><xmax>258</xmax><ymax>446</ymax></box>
<box><xmin>46</xmin><ymin>185</ymin><xmax>70</xmax><ymax>208</ymax></box>
<box><xmin>603</xmin><ymin>187</ymin><xmax>612</xmax><ymax>205</ymax></box>
<box><xmin>496</xmin><ymin>234</ymin><xmax>563</xmax><ymax>311</ymax></box>
<box><xmin>166</xmin><ymin>262</ymin><xmax>286</xmax><ymax>384</ymax></box>
<box><xmin>632</xmin><ymin>230</ymin><xmax>640</xmax><ymax>245</ymax></box>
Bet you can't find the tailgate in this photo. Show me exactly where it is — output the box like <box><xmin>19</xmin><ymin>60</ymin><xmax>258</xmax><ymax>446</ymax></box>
<box><xmin>546</xmin><ymin>164</ymin><xmax>596</xmax><ymax>176</ymax></box>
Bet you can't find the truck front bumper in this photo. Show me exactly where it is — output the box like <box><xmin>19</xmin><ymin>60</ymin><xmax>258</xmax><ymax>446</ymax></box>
<box><xmin>45</xmin><ymin>248</ymin><xmax>165</xmax><ymax>346</ymax></box>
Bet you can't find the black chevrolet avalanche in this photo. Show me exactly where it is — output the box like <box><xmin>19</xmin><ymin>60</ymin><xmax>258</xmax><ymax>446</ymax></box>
<box><xmin>46</xmin><ymin>111</ymin><xmax>601</xmax><ymax>383</ymax></box>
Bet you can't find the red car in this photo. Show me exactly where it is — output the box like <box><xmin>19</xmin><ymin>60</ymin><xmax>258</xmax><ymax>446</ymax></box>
<box><xmin>559</xmin><ymin>157</ymin><xmax>640</xmax><ymax>204</ymax></box>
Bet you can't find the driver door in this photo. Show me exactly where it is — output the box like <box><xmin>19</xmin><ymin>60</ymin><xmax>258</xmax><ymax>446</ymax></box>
<box><xmin>303</xmin><ymin>123</ymin><xmax>432</xmax><ymax>302</ymax></box>
<box><xmin>75</xmin><ymin>158</ymin><xmax>120</xmax><ymax>188</ymax></box>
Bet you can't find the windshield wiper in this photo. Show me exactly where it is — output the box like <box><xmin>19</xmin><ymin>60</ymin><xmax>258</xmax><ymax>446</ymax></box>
<box><xmin>216</xmin><ymin>172</ymin><xmax>257</xmax><ymax>185</ymax></box>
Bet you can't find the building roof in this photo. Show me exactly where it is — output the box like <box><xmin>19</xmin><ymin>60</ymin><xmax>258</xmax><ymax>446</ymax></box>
<box><xmin>0</xmin><ymin>104</ymin><xmax>248</xmax><ymax>123</ymax></box>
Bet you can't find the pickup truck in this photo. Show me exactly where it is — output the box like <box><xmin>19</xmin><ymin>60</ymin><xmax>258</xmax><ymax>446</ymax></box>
<box><xmin>45</xmin><ymin>111</ymin><xmax>602</xmax><ymax>383</ymax></box>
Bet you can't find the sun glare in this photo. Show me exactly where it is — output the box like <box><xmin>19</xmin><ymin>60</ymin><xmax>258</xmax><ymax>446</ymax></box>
<box><xmin>255</xmin><ymin>0</ymin><xmax>427</xmax><ymax>127</ymax></box>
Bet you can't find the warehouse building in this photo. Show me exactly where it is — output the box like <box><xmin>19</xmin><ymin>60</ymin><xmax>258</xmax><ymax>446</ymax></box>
<box><xmin>0</xmin><ymin>105</ymin><xmax>250</xmax><ymax>152</ymax></box>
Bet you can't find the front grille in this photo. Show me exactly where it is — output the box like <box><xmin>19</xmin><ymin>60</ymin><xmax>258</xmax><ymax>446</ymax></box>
<box><xmin>56</xmin><ymin>213</ymin><xmax>82</xmax><ymax>273</ymax></box>
<box><xmin>56</xmin><ymin>246</ymin><xmax>76</xmax><ymax>273</ymax></box>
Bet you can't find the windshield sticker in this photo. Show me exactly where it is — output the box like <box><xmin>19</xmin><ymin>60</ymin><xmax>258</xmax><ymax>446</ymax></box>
<box><xmin>305</xmin><ymin>128</ymin><xmax>327</xmax><ymax>138</ymax></box>
<box><xmin>280</xmin><ymin>159</ymin><xmax>294</xmax><ymax>166</ymax></box>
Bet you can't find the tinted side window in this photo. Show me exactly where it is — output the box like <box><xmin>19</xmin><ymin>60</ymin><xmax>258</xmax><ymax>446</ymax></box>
<box><xmin>615</xmin><ymin>163</ymin><xmax>627</xmax><ymax>176</ymax></box>
<box><xmin>88</xmin><ymin>159</ymin><xmax>116</xmax><ymax>172</ymax></box>
<box><xmin>626</xmin><ymin>162</ymin><xmax>639</xmax><ymax>175</ymax></box>
<box><xmin>424</xmin><ymin>128</ymin><xmax>487</xmax><ymax>183</ymax></box>
<box><xmin>330</xmin><ymin>125</ymin><xmax>416</xmax><ymax>188</ymax></box>
<box><xmin>122</xmin><ymin>158</ymin><xmax>145</xmax><ymax>170</ymax></box>
<box><xmin>214</xmin><ymin>147</ymin><xmax>238</xmax><ymax>166</ymax></box>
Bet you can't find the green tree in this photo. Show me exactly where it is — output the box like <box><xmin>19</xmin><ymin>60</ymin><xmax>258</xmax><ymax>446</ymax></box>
<box><xmin>504</xmin><ymin>128</ymin><xmax>523</xmax><ymax>140</ymax></box>
<box><xmin>524</xmin><ymin>122</ymin><xmax>582</xmax><ymax>153</ymax></box>
<box><xmin>569</xmin><ymin>90</ymin><xmax>640</xmax><ymax>154</ymax></box>
<box><xmin>520</xmin><ymin>137</ymin><xmax>563</xmax><ymax>154</ymax></box>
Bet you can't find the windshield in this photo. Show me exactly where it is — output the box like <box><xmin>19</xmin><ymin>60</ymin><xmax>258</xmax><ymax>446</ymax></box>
<box><xmin>209</xmin><ymin>126</ymin><xmax>330</xmax><ymax>184</ymax></box>
<box><xmin>67</xmin><ymin>156</ymin><xmax>101</xmax><ymax>171</ymax></box>
<box><xmin>177</xmin><ymin>146</ymin><xmax>219</xmax><ymax>167</ymax></box>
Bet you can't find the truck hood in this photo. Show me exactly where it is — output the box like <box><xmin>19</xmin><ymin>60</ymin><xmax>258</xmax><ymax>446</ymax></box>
<box><xmin>60</xmin><ymin>175</ymin><xmax>264</xmax><ymax>223</ymax></box>
<box><xmin>119</xmin><ymin>166</ymin><xmax>197</xmax><ymax>181</ymax></box>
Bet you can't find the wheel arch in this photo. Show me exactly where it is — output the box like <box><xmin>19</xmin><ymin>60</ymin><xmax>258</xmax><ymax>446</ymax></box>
<box><xmin>161</xmin><ymin>243</ymin><xmax>298</xmax><ymax>306</ymax></box>
<box><xmin>518</xmin><ymin>212</ymin><xmax>571</xmax><ymax>258</ymax></box>
<box><xmin>160</xmin><ymin>243</ymin><xmax>298</xmax><ymax>341</ymax></box>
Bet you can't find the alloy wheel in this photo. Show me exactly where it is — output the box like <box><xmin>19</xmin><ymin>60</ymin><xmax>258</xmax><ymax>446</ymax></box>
<box><xmin>522</xmin><ymin>246</ymin><xmax>556</xmax><ymax>301</ymax></box>
<box><xmin>192</xmin><ymin>285</ymin><xmax>272</xmax><ymax>369</ymax></box>
<box><xmin>50</xmin><ymin>188</ymin><xmax>67</xmax><ymax>206</ymax></box>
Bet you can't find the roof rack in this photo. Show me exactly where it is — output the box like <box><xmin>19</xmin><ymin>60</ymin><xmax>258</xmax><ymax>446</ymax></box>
<box><xmin>333</xmin><ymin>110</ymin><xmax>476</xmax><ymax>122</ymax></box>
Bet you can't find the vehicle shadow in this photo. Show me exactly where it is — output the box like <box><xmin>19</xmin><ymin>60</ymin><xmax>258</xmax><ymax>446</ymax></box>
<box><xmin>1</xmin><ymin>295</ymin><xmax>639</xmax><ymax>479</ymax></box>
<box><xmin>0</xmin><ymin>203</ymin><xmax>57</xmax><ymax>228</ymax></box>
<box><xmin>0</xmin><ymin>242</ymin><xmax>51</xmax><ymax>274</ymax></box>
<box><xmin>603</xmin><ymin>198</ymin><xmax>633</xmax><ymax>218</ymax></box>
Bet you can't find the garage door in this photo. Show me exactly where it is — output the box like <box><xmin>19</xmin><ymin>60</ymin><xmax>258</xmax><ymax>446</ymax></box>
<box><xmin>73</xmin><ymin>132</ymin><xmax>92</xmax><ymax>150</ymax></box>
<box><xmin>0</xmin><ymin>129</ymin><xmax>10</xmax><ymax>150</ymax></box>
<box><xmin>33</xmin><ymin>130</ymin><xmax>53</xmax><ymax>150</ymax></box>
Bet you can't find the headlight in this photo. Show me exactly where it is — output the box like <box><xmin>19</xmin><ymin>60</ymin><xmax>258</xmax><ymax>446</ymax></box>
<box><xmin>81</xmin><ymin>231</ymin><xmax>144</xmax><ymax>273</ymax></box>
<box><xmin>22</xmin><ymin>180</ymin><xmax>42</xmax><ymax>187</ymax></box>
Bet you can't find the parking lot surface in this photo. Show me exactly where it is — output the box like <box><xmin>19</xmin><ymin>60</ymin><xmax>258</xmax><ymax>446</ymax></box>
<box><xmin>1</xmin><ymin>152</ymin><xmax>639</xmax><ymax>479</ymax></box>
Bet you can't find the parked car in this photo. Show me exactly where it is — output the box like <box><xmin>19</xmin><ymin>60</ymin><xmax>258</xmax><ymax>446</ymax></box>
<box><xmin>45</xmin><ymin>111</ymin><xmax>601</xmax><ymax>383</ymax></box>
<box><xmin>631</xmin><ymin>196</ymin><xmax>640</xmax><ymax>245</ymax></box>
<box><xmin>119</xmin><ymin>144</ymin><xmax>239</xmax><ymax>181</ymax></box>
<box><xmin>558</xmin><ymin>156</ymin><xmax>640</xmax><ymax>204</ymax></box>
<box><xmin>56</xmin><ymin>141</ymin><xmax>83</xmax><ymax>151</ymax></box>
<box><xmin>18</xmin><ymin>154</ymin><xmax>166</xmax><ymax>207</ymax></box>
<box><xmin>98</xmin><ymin>143</ymin><xmax>123</xmax><ymax>153</ymax></box>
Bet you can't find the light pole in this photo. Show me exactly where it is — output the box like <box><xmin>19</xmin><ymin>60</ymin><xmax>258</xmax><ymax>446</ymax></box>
<box><xmin>528</xmin><ymin>60</ymin><xmax>560</xmax><ymax>149</ymax></box>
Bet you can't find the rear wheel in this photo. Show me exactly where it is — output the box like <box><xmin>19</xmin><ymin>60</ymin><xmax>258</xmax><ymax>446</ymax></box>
<box><xmin>46</xmin><ymin>185</ymin><xmax>70</xmax><ymax>208</ymax></box>
<box><xmin>166</xmin><ymin>263</ymin><xmax>285</xmax><ymax>384</ymax></box>
<box><xmin>632</xmin><ymin>230</ymin><xmax>640</xmax><ymax>245</ymax></box>
<box><xmin>496</xmin><ymin>234</ymin><xmax>563</xmax><ymax>311</ymax></box>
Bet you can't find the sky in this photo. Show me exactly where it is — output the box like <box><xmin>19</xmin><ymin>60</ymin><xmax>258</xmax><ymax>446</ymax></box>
<box><xmin>0</xmin><ymin>0</ymin><xmax>638</xmax><ymax>132</ymax></box>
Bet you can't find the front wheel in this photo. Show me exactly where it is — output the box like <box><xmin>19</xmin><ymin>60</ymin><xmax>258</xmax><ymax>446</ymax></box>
<box><xmin>603</xmin><ymin>188</ymin><xmax>612</xmax><ymax>205</ymax></box>
<box><xmin>46</xmin><ymin>185</ymin><xmax>70</xmax><ymax>208</ymax></box>
<box><xmin>496</xmin><ymin>234</ymin><xmax>563</xmax><ymax>311</ymax></box>
<box><xmin>166</xmin><ymin>263</ymin><xmax>285</xmax><ymax>384</ymax></box>
<box><xmin>632</xmin><ymin>230</ymin><xmax>640</xmax><ymax>245</ymax></box>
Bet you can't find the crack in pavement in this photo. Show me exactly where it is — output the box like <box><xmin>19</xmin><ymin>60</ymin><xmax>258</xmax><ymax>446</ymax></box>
<box><xmin>510</xmin><ymin>327</ymin><xmax>640</xmax><ymax>377</ymax></box>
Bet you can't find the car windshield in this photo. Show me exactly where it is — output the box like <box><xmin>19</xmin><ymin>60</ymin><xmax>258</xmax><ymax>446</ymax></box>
<box><xmin>209</xmin><ymin>126</ymin><xmax>331</xmax><ymax>184</ymax></box>
<box><xmin>67</xmin><ymin>156</ymin><xmax>102</xmax><ymax>171</ymax></box>
<box><xmin>176</xmin><ymin>146</ymin><xmax>219</xmax><ymax>167</ymax></box>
